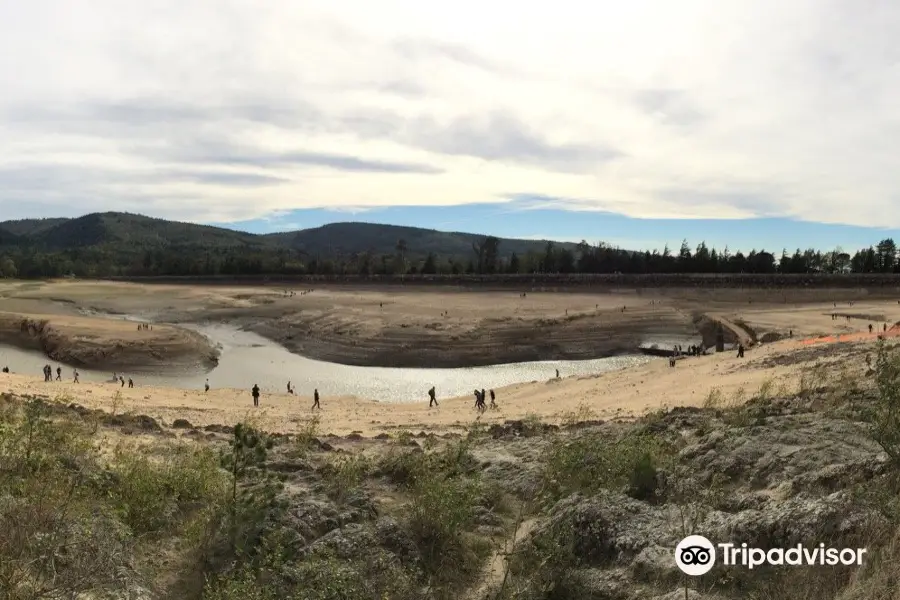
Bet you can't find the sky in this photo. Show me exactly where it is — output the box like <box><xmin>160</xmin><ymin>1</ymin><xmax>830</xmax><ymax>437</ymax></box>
<box><xmin>1</xmin><ymin>0</ymin><xmax>900</xmax><ymax>253</ymax></box>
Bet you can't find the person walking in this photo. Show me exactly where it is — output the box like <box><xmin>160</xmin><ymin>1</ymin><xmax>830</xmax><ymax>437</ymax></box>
<box><xmin>55</xmin><ymin>366</ymin><xmax>61</xmax><ymax>381</ymax></box>
<box><xmin>204</xmin><ymin>379</ymin><xmax>210</xmax><ymax>392</ymax></box>
<box><xmin>428</xmin><ymin>386</ymin><xmax>438</xmax><ymax>407</ymax></box>
<box><xmin>251</xmin><ymin>384</ymin><xmax>260</xmax><ymax>407</ymax></box>
<box><xmin>489</xmin><ymin>389</ymin><xmax>497</xmax><ymax>409</ymax></box>
<box><xmin>312</xmin><ymin>388</ymin><xmax>321</xmax><ymax>410</ymax></box>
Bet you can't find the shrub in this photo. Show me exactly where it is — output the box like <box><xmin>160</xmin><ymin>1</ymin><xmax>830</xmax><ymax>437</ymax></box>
<box><xmin>109</xmin><ymin>442</ymin><xmax>226</xmax><ymax>536</ymax></box>
<box><xmin>541</xmin><ymin>430</ymin><xmax>673</xmax><ymax>503</ymax></box>
<box><xmin>322</xmin><ymin>453</ymin><xmax>371</xmax><ymax>501</ymax></box>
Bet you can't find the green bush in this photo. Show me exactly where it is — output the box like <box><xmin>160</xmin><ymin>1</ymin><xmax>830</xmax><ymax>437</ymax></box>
<box><xmin>541</xmin><ymin>430</ymin><xmax>672</xmax><ymax>503</ymax></box>
<box><xmin>110</xmin><ymin>443</ymin><xmax>227</xmax><ymax>536</ymax></box>
<box><xmin>322</xmin><ymin>453</ymin><xmax>371</xmax><ymax>501</ymax></box>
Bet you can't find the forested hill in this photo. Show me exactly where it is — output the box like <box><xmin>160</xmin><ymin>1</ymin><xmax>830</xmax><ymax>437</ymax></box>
<box><xmin>0</xmin><ymin>211</ymin><xmax>896</xmax><ymax>278</ymax></box>
<box><xmin>0</xmin><ymin>212</ymin><xmax>575</xmax><ymax>277</ymax></box>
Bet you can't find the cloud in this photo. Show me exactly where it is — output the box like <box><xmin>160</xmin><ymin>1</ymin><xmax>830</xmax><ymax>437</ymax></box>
<box><xmin>3</xmin><ymin>0</ymin><xmax>900</xmax><ymax>226</ymax></box>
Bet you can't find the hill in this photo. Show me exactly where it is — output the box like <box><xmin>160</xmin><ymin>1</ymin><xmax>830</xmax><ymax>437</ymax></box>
<box><xmin>7</xmin><ymin>213</ymin><xmax>264</xmax><ymax>250</ymax></box>
<box><xmin>0</xmin><ymin>213</ymin><xmax>570</xmax><ymax>257</ymax></box>
<box><xmin>0</xmin><ymin>212</ymin><xmax>580</xmax><ymax>278</ymax></box>
<box><xmin>0</xmin><ymin>211</ymin><xmax>893</xmax><ymax>279</ymax></box>
<box><xmin>262</xmin><ymin>221</ymin><xmax>574</xmax><ymax>259</ymax></box>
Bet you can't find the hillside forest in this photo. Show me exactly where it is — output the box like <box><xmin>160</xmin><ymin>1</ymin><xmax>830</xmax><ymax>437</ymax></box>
<box><xmin>0</xmin><ymin>212</ymin><xmax>897</xmax><ymax>278</ymax></box>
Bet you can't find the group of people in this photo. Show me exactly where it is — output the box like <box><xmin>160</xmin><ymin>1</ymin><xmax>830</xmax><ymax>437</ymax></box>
<box><xmin>111</xmin><ymin>373</ymin><xmax>134</xmax><ymax>388</ymax></box>
<box><xmin>41</xmin><ymin>364</ymin><xmax>81</xmax><ymax>382</ymax></box>
<box><xmin>473</xmin><ymin>388</ymin><xmax>498</xmax><ymax>412</ymax></box>
<box><xmin>246</xmin><ymin>382</ymin><xmax>498</xmax><ymax>413</ymax></box>
<box><xmin>249</xmin><ymin>383</ymin><xmax>320</xmax><ymax>410</ymax></box>
<box><xmin>41</xmin><ymin>364</ymin><xmax>60</xmax><ymax>381</ymax></box>
<box><xmin>38</xmin><ymin>364</ymin><xmax>134</xmax><ymax>386</ymax></box>
<box><xmin>428</xmin><ymin>385</ymin><xmax>498</xmax><ymax>411</ymax></box>
<box><xmin>136</xmin><ymin>323</ymin><xmax>152</xmax><ymax>331</ymax></box>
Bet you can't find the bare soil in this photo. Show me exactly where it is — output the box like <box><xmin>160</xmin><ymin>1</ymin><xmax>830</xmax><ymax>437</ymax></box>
<box><xmin>0</xmin><ymin>279</ymin><xmax>899</xmax><ymax>371</ymax></box>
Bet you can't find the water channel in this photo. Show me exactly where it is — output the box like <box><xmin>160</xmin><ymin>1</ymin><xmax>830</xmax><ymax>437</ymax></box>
<box><xmin>0</xmin><ymin>322</ymin><xmax>693</xmax><ymax>402</ymax></box>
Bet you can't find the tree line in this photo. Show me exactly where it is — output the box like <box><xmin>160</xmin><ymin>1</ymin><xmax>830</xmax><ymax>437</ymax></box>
<box><xmin>0</xmin><ymin>236</ymin><xmax>898</xmax><ymax>278</ymax></box>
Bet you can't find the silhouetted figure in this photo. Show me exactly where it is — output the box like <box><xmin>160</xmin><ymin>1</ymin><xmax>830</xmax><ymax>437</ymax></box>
<box><xmin>128</xmin><ymin>378</ymin><xmax>133</xmax><ymax>388</ymax></box>
<box><xmin>312</xmin><ymin>388</ymin><xmax>320</xmax><ymax>410</ymax></box>
<box><xmin>869</xmin><ymin>324</ymin><xmax>874</xmax><ymax>333</ymax></box>
<box><xmin>555</xmin><ymin>369</ymin><xmax>560</xmax><ymax>378</ymax></box>
<box><xmin>55</xmin><ymin>366</ymin><xmax>61</xmax><ymax>381</ymax></box>
<box><xmin>428</xmin><ymin>386</ymin><xmax>438</xmax><ymax>407</ymax></box>
<box><xmin>489</xmin><ymin>389</ymin><xmax>497</xmax><ymax>409</ymax></box>
<box><xmin>737</xmin><ymin>344</ymin><xmax>745</xmax><ymax>358</ymax></box>
<box><xmin>73</xmin><ymin>370</ymin><xmax>79</xmax><ymax>383</ymax></box>
<box><xmin>251</xmin><ymin>384</ymin><xmax>260</xmax><ymax>407</ymax></box>
<box><xmin>1</xmin><ymin>366</ymin><xmax>7</xmax><ymax>373</ymax></box>
<box><xmin>474</xmin><ymin>389</ymin><xmax>485</xmax><ymax>412</ymax></box>
<box><xmin>204</xmin><ymin>379</ymin><xmax>210</xmax><ymax>392</ymax></box>
<box><xmin>287</xmin><ymin>381</ymin><xmax>293</xmax><ymax>394</ymax></box>
<box><xmin>120</xmin><ymin>376</ymin><xmax>125</xmax><ymax>387</ymax></box>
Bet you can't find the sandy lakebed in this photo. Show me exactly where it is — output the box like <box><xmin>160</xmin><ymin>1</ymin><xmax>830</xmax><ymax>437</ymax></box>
<box><xmin>0</xmin><ymin>279</ymin><xmax>898</xmax><ymax>435</ymax></box>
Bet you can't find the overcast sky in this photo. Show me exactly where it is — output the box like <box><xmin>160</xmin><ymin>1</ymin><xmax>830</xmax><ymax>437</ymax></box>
<box><xmin>2</xmin><ymin>0</ymin><xmax>900</xmax><ymax>234</ymax></box>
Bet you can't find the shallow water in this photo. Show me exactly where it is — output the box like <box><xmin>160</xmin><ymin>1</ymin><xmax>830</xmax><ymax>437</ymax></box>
<box><xmin>0</xmin><ymin>323</ymin><xmax>659</xmax><ymax>402</ymax></box>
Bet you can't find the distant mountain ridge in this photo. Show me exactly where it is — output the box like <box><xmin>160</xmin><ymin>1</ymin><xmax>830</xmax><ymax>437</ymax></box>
<box><xmin>0</xmin><ymin>212</ymin><xmax>576</xmax><ymax>259</ymax></box>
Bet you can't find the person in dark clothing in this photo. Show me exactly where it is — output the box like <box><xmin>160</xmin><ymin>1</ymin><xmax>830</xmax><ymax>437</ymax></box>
<box><xmin>73</xmin><ymin>370</ymin><xmax>79</xmax><ymax>383</ymax></box>
<box><xmin>428</xmin><ymin>386</ymin><xmax>438</xmax><ymax>407</ymax></box>
<box><xmin>869</xmin><ymin>324</ymin><xmax>874</xmax><ymax>333</ymax></box>
<box><xmin>128</xmin><ymin>378</ymin><xmax>134</xmax><ymax>388</ymax></box>
<box><xmin>474</xmin><ymin>390</ymin><xmax>485</xmax><ymax>412</ymax></box>
<box><xmin>312</xmin><ymin>388</ymin><xmax>320</xmax><ymax>410</ymax></box>
<box><xmin>56</xmin><ymin>366</ymin><xmax>61</xmax><ymax>381</ymax></box>
<box><xmin>204</xmin><ymin>379</ymin><xmax>210</xmax><ymax>392</ymax></box>
<box><xmin>489</xmin><ymin>389</ymin><xmax>497</xmax><ymax>409</ymax></box>
<box><xmin>251</xmin><ymin>384</ymin><xmax>260</xmax><ymax>407</ymax></box>
<box><xmin>120</xmin><ymin>376</ymin><xmax>125</xmax><ymax>387</ymax></box>
<box><xmin>1</xmin><ymin>366</ymin><xmax>8</xmax><ymax>373</ymax></box>
<box><xmin>737</xmin><ymin>344</ymin><xmax>745</xmax><ymax>358</ymax></box>
<box><xmin>287</xmin><ymin>381</ymin><xmax>294</xmax><ymax>394</ymax></box>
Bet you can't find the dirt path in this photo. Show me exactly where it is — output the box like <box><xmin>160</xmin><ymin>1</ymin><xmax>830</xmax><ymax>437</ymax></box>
<box><xmin>469</xmin><ymin>517</ymin><xmax>538</xmax><ymax>600</ymax></box>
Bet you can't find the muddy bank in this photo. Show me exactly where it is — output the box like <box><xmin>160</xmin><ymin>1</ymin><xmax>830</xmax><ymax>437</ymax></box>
<box><xmin>0</xmin><ymin>312</ymin><xmax>219</xmax><ymax>371</ymax></box>
<box><xmin>224</xmin><ymin>309</ymin><xmax>698</xmax><ymax>368</ymax></box>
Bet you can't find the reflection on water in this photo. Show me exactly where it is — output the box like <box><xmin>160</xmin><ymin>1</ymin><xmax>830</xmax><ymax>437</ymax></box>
<box><xmin>0</xmin><ymin>324</ymin><xmax>652</xmax><ymax>403</ymax></box>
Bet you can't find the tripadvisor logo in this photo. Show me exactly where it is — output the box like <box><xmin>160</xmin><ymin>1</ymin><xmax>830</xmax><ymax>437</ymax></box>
<box><xmin>676</xmin><ymin>535</ymin><xmax>716</xmax><ymax>576</ymax></box>
<box><xmin>675</xmin><ymin>536</ymin><xmax>868</xmax><ymax>575</ymax></box>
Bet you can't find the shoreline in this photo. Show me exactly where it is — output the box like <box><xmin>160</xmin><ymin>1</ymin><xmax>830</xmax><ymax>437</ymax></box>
<box><xmin>0</xmin><ymin>310</ymin><xmax>219</xmax><ymax>371</ymax></box>
<box><xmin>0</xmin><ymin>335</ymin><xmax>865</xmax><ymax>437</ymax></box>
<box><xmin>0</xmin><ymin>279</ymin><xmax>893</xmax><ymax>373</ymax></box>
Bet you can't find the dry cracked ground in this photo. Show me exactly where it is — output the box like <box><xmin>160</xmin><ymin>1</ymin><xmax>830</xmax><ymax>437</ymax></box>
<box><xmin>3</xmin><ymin>344</ymin><xmax>900</xmax><ymax>600</ymax></box>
